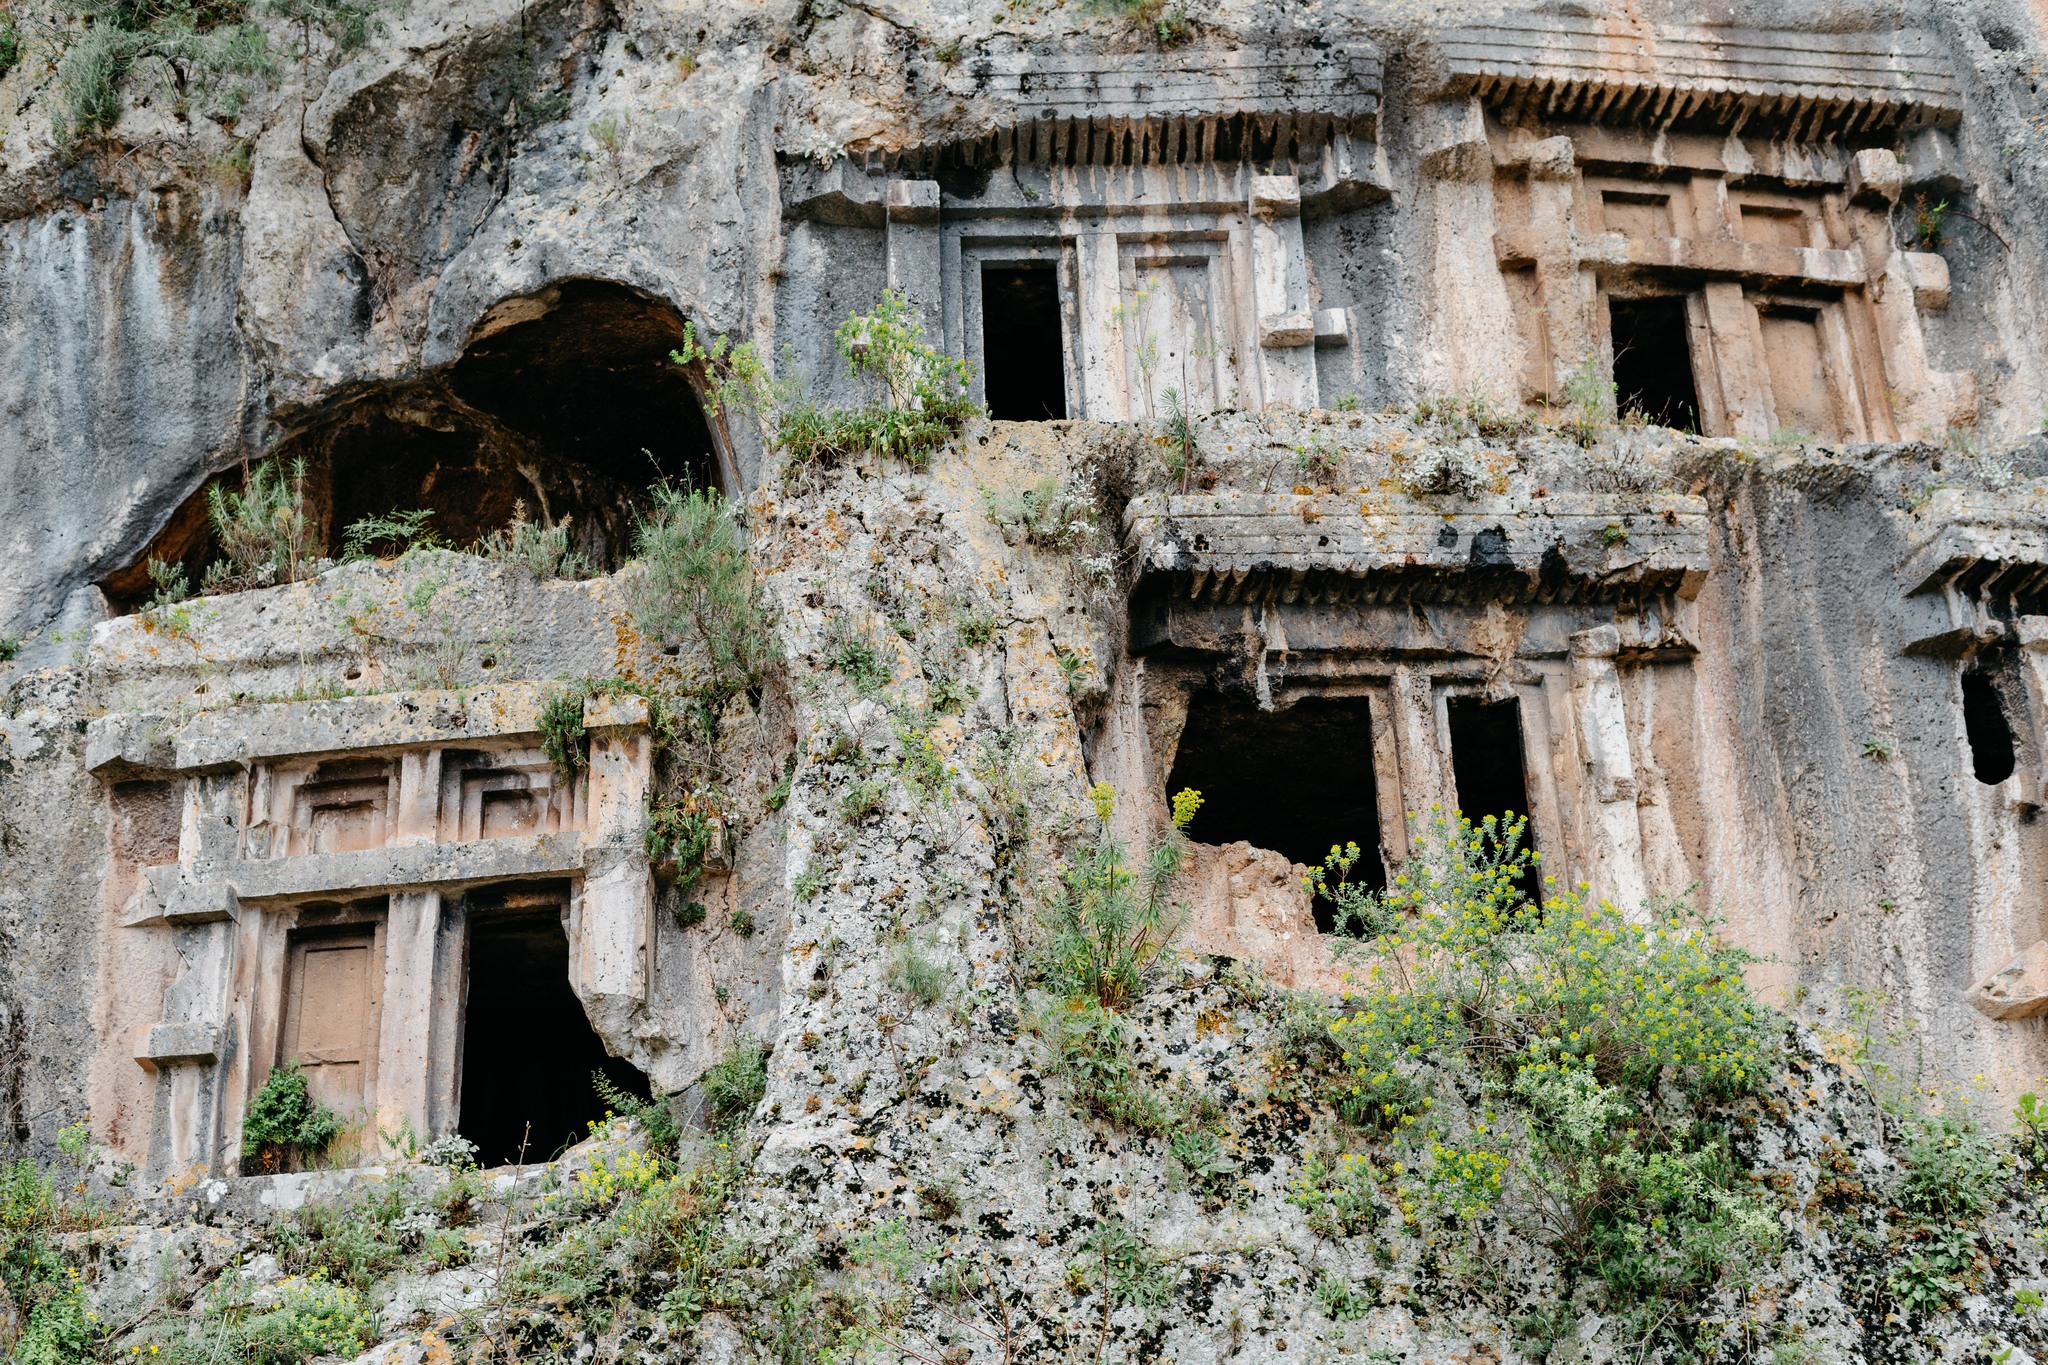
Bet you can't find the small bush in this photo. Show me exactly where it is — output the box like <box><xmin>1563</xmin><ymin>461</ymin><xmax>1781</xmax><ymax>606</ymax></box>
<box><xmin>701</xmin><ymin>1039</ymin><xmax>768</xmax><ymax>1130</ymax></box>
<box><xmin>985</xmin><ymin>476</ymin><xmax>1097</xmax><ymax>551</ymax></box>
<box><xmin>241</xmin><ymin>1064</ymin><xmax>344</xmax><ymax>1170</ymax></box>
<box><xmin>1412</xmin><ymin>389</ymin><xmax>1536</xmax><ymax>441</ymax></box>
<box><xmin>239</xmin><ymin>1272</ymin><xmax>373</xmax><ymax>1364</ymax></box>
<box><xmin>593</xmin><ymin>1070</ymin><xmax>679</xmax><ymax>1150</ymax></box>
<box><xmin>1397</xmin><ymin>446</ymin><xmax>1490</xmax><ymax>499</ymax></box>
<box><xmin>631</xmin><ymin>482</ymin><xmax>774</xmax><ymax>706</ymax></box>
<box><xmin>1319</xmin><ymin>811</ymin><xmax>1782</xmax><ymax>1329</ymax></box>
<box><xmin>206</xmin><ymin>457</ymin><xmax>316</xmax><ymax>589</ymax></box>
<box><xmin>890</xmin><ymin>937</ymin><xmax>950</xmax><ymax>1007</ymax></box>
<box><xmin>538</xmin><ymin>685</ymin><xmax>590</xmax><ymax>780</ymax></box>
<box><xmin>674</xmin><ymin>292</ymin><xmax>977</xmax><ymax>474</ymax></box>
<box><xmin>339</xmin><ymin>507</ymin><xmax>439</xmax><ymax>560</ymax></box>
<box><xmin>646</xmin><ymin>793</ymin><xmax>720</xmax><ymax>884</ymax></box>
<box><xmin>1044</xmin><ymin>784</ymin><xmax>1200</xmax><ymax>1011</ymax></box>
<box><xmin>477</xmin><ymin>502</ymin><xmax>592</xmax><ymax>580</ymax></box>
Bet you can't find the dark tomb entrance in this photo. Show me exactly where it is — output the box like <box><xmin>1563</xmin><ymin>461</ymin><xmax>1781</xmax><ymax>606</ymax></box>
<box><xmin>1964</xmin><ymin>666</ymin><xmax>2017</xmax><ymax>786</ymax></box>
<box><xmin>1447</xmin><ymin>695</ymin><xmax>1543</xmax><ymax>904</ymax></box>
<box><xmin>459</xmin><ymin>902</ymin><xmax>649</xmax><ymax>1166</ymax></box>
<box><xmin>1163</xmin><ymin>693</ymin><xmax>1384</xmax><ymax>932</ymax></box>
<box><xmin>981</xmin><ymin>263</ymin><xmax>1068</xmax><ymax>421</ymax></box>
<box><xmin>1610</xmin><ymin>296</ymin><xmax>1700</xmax><ymax>433</ymax></box>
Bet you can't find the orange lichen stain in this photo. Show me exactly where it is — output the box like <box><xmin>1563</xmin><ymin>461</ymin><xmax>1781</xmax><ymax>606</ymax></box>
<box><xmin>1195</xmin><ymin>1007</ymin><xmax>1231</xmax><ymax>1038</ymax></box>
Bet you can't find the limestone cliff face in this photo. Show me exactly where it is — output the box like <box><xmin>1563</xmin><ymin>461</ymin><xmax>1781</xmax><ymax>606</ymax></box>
<box><xmin>6</xmin><ymin>1</ymin><xmax>2048</xmax><ymax>1362</ymax></box>
<box><xmin>2</xmin><ymin>0</ymin><xmax>2047</xmax><ymax>643</ymax></box>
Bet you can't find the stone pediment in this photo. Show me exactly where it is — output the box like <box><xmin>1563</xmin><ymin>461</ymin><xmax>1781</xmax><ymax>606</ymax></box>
<box><xmin>1442</xmin><ymin>20</ymin><xmax>1960</xmax><ymax>137</ymax></box>
<box><xmin>1124</xmin><ymin>490</ymin><xmax>1709</xmax><ymax>607</ymax></box>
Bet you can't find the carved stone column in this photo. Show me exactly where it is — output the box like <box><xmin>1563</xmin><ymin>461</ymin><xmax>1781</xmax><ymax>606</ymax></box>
<box><xmin>1569</xmin><ymin>625</ymin><xmax>1647</xmax><ymax>914</ymax></box>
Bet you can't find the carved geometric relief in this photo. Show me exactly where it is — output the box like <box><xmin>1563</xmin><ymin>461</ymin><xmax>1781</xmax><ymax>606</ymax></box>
<box><xmin>289</xmin><ymin>759</ymin><xmax>398</xmax><ymax>855</ymax></box>
<box><xmin>440</xmin><ymin>748</ymin><xmax>581</xmax><ymax>842</ymax></box>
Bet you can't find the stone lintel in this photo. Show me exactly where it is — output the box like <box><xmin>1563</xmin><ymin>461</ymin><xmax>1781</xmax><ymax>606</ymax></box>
<box><xmin>85</xmin><ymin>711</ymin><xmax>178</xmax><ymax>778</ymax></box>
<box><xmin>1493</xmin><ymin>227</ymin><xmax>1865</xmax><ymax>289</ymax></box>
<box><xmin>172</xmin><ymin>682</ymin><xmax>557</xmax><ymax>770</ymax></box>
<box><xmin>89</xmin><ymin>682</ymin><xmax>650</xmax><ymax>781</ymax></box>
<box><xmin>139</xmin><ymin>867</ymin><xmax>239</xmax><ymax>926</ymax></box>
<box><xmin>1125</xmin><ymin>491</ymin><xmax>1709</xmax><ymax>606</ymax></box>
<box><xmin>224</xmin><ymin>832</ymin><xmax>587</xmax><ymax>906</ymax></box>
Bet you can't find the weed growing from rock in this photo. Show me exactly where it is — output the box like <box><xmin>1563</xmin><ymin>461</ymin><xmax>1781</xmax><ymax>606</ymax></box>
<box><xmin>631</xmin><ymin>482</ymin><xmax>775</xmax><ymax>708</ymax></box>
<box><xmin>205</xmin><ymin>456</ymin><xmax>316</xmax><ymax>589</ymax></box>
<box><xmin>672</xmin><ymin>292</ymin><xmax>977</xmax><ymax>475</ymax></box>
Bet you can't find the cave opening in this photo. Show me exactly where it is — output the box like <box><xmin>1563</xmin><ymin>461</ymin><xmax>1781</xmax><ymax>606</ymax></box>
<box><xmin>1447</xmin><ymin>694</ymin><xmax>1543</xmax><ymax>903</ymax></box>
<box><xmin>1609</xmin><ymin>296</ymin><xmax>1700</xmax><ymax>433</ymax></box>
<box><xmin>1162</xmin><ymin>692</ymin><xmax>1384</xmax><ymax>933</ymax></box>
<box><xmin>101</xmin><ymin>280</ymin><xmax>724</xmax><ymax>612</ymax></box>
<box><xmin>981</xmin><ymin>263</ymin><xmax>1068</xmax><ymax>421</ymax></box>
<box><xmin>1963</xmin><ymin>667</ymin><xmax>2017</xmax><ymax>786</ymax></box>
<box><xmin>458</xmin><ymin>898</ymin><xmax>650</xmax><ymax>1167</ymax></box>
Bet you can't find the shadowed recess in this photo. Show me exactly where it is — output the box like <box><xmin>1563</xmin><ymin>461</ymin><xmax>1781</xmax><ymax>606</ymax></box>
<box><xmin>101</xmin><ymin>280</ymin><xmax>723</xmax><ymax>610</ymax></box>
<box><xmin>1164</xmin><ymin>692</ymin><xmax>1385</xmax><ymax>933</ymax></box>
<box><xmin>458</xmin><ymin>906</ymin><xmax>650</xmax><ymax>1166</ymax></box>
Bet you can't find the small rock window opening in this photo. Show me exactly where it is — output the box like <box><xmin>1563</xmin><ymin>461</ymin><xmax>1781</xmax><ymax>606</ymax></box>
<box><xmin>981</xmin><ymin>263</ymin><xmax>1067</xmax><ymax>421</ymax></box>
<box><xmin>459</xmin><ymin>898</ymin><xmax>649</xmax><ymax>1166</ymax></box>
<box><xmin>1162</xmin><ymin>693</ymin><xmax>1385</xmax><ymax>933</ymax></box>
<box><xmin>1446</xmin><ymin>695</ymin><xmax>1543</xmax><ymax>903</ymax></box>
<box><xmin>1609</xmin><ymin>296</ymin><xmax>1700</xmax><ymax>433</ymax></box>
<box><xmin>1962</xmin><ymin>668</ymin><xmax>2017</xmax><ymax>786</ymax></box>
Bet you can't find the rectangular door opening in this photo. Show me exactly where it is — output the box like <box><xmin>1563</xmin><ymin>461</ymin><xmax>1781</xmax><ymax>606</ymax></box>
<box><xmin>458</xmin><ymin>900</ymin><xmax>649</xmax><ymax>1166</ymax></box>
<box><xmin>981</xmin><ymin>263</ymin><xmax>1067</xmax><ymax>421</ymax></box>
<box><xmin>1609</xmin><ymin>296</ymin><xmax>1700</xmax><ymax>433</ymax></box>
<box><xmin>1163</xmin><ymin>692</ymin><xmax>1385</xmax><ymax>933</ymax></box>
<box><xmin>1446</xmin><ymin>695</ymin><xmax>1542</xmax><ymax>904</ymax></box>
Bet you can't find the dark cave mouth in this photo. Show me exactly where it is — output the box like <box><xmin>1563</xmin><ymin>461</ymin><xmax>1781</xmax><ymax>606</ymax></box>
<box><xmin>102</xmin><ymin>280</ymin><xmax>726</xmax><ymax>611</ymax></box>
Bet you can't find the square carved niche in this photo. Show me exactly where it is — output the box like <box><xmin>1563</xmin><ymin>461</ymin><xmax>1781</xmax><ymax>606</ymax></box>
<box><xmin>288</xmin><ymin>759</ymin><xmax>398</xmax><ymax>856</ymax></box>
<box><xmin>440</xmin><ymin>748</ymin><xmax>580</xmax><ymax>842</ymax></box>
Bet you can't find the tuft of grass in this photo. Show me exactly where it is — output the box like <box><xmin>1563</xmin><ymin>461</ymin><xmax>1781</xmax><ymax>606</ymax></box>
<box><xmin>631</xmin><ymin>482</ymin><xmax>775</xmax><ymax>707</ymax></box>
<box><xmin>340</xmin><ymin>507</ymin><xmax>439</xmax><ymax>560</ymax></box>
<box><xmin>701</xmin><ymin>1038</ymin><xmax>768</xmax><ymax>1130</ymax></box>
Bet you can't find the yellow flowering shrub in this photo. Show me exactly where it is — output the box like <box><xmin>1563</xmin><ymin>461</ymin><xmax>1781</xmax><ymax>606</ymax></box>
<box><xmin>1312</xmin><ymin>809</ymin><xmax>1782</xmax><ymax>1326</ymax></box>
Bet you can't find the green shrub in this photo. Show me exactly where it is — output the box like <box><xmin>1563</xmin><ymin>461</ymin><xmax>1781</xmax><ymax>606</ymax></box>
<box><xmin>477</xmin><ymin>504</ymin><xmax>592</xmax><ymax>580</ymax></box>
<box><xmin>1896</xmin><ymin>1110</ymin><xmax>2004</xmax><ymax>1221</ymax></box>
<box><xmin>537</xmin><ymin>685</ymin><xmax>589</xmax><ymax>779</ymax></box>
<box><xmin>0</xmin><ymin>636</ymin><xmax>18</xmax><ymax>662</ymax></box>
<box><xmin>593</xmin><ymin>1070</ymin><xmax>680</xmax><ymax>1150</ymax></box>
<box><xmin>339</xmin><ymin>507</ymin><xmax>439</xmax><ymax>560</ymax></box>
<box><xmin>889</xmin><ymin>937</ymin><xmax>950</xmax><ymax>1007</ymax></box>
<box><xmin>1043</xmin><ymin>784</ymin><xmax>1200</xmax><ymax>1012</ymax></box>
<box><xmin>1318</xmin><ymin>810</ymin><xmax>1782</xmax><ymax>1331</ymax></box>
<box><xmin>631</xmin><ymin>482</ymin><xmax>774</xmax><ymax>706</ymax></box>
<box><xmin>13</xmin><ymin>1275</ymin><xmax>94</xmax><ymax>1365</ymax></box>
<box><xmin>241</xmin><ymin>1064</ymin><xmax>344</xmax><ymax>1169</ymax></box>
<box><xmin>537</xmin><ymin>675</ymin><xmax>654</xmax><ymax>781</ymax></box>
<box><xmin>206</xmin><ymin>457</ymin><xmax>315</xmax><ymax>589</ymax></box>
<box><xmin>672</xmin><ymin>291</ymin><xmax>977</xmax><ymax>473</ymax></box>
<box><xmin>238</xmin><ymin>1272</ymin><xmax>372</xmax><ymax>1364</ymax></box>
<box><xmin>701</xmin><ymin>1039</ymin><xmax>767</xmax><ymax>1130</ymax></box>
<box><xmin>646</xmin><ymin>794</ymin><xmax>719</xmax><ymax>884</ymax></box>
<box><xmin>0</xmin><ymin>13</ymin><xmax>21</xmax><ymax>78</ymax></box>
